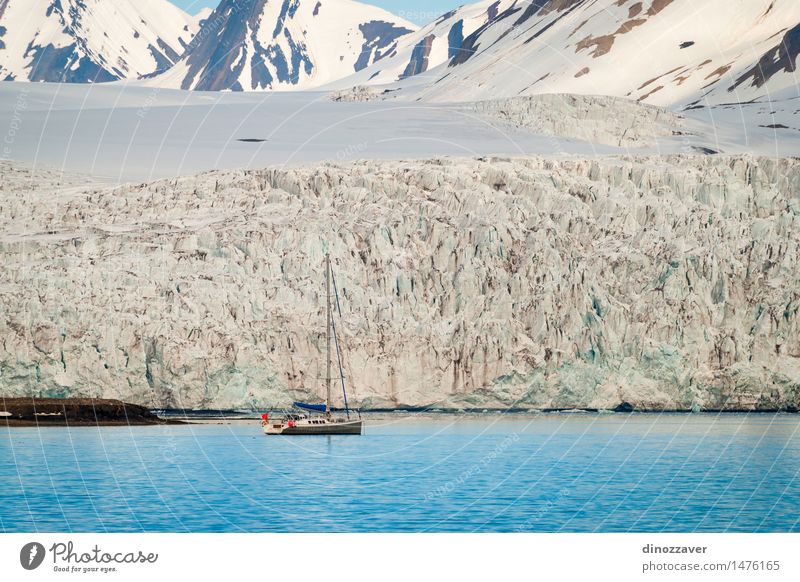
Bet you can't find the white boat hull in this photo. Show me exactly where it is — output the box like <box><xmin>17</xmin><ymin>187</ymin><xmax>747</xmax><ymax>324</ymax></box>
<box><xmin>263</xmin><ymin>418</ymin><xmax>362</xmax><ymax>435</ymax></box>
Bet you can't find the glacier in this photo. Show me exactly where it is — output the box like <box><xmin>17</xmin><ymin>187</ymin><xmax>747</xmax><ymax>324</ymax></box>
<box><xmin>1</xmin><ymin>83</ymin><xmax>798</xmax><ymax>184</ymax></box>
<box><xmin>1</xmin><ymin>154</ymin><xmax>798</xmax><ymax>411</ymax></box>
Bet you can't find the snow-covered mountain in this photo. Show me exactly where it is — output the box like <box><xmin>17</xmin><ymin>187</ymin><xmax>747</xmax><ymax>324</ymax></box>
<box><xmin>150</xmin><ymin>0</ymin><xmax>417</xmax><ymax>91</ymax></box>
<box><xmin>0</xmin><ymin>0</ymin><xmax>202</xmax><ymax>83</ymax></box>
<box><xmin>327</xmin><ymin>0</ymin><xmax>516</xmax><ymax>88</ymax></box>
<box><xmin>344</xmin><ymin>0</ymin><xmax>800</xmax><ymax>108</ymax></box>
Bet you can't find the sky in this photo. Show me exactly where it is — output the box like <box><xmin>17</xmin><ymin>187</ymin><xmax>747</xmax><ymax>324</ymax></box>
<box><xmin>169</xmin><ymin>0</ymin><xmax>464</xmax><ymax>25</ymax></box>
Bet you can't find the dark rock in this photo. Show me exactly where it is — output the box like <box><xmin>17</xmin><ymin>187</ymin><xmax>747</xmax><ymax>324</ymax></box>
<box><xmin>356</xmin><ymin>20</ymin><xmax>413</xmax><ymax>72</ymax></box>
<box><xmin>0</xmin><ymin>397</ymin><xmax>183</xmax><ymax>426</ymax></box>
<box><xmin>730</xmin><ymin>22</ymin><xmax>800</xmax><ymax>90</ymax></box>
<box><xmin>401</xmin><ymin>34</ymin><xmax>435</xmax><ymax>79</ymax></box>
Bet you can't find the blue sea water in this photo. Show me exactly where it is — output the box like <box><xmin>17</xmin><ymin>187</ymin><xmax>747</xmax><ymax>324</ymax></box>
<box><xmin>1</xmin><ymin>413</ymin><xmax>798</xmax><ymax>532</ymax></box>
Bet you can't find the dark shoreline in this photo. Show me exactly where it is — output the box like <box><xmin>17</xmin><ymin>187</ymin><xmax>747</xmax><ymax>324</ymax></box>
<box><xmin>2</xmin><ymin>398</ymin><xmax>797</xmax><ymax>428</ymax></box>
<box><xmin>156</xmin><ymin>405</ymin><xmax>800</xmax><ymax>417</ymax></box>
<box><xmin>354</xmin><ymin>406</ymin><xmax>800</xmax><ymax>414</ymax></box>
<box><xmin>1</xmin><ymin>398</ymin><xmax>186</xmax><ymax>427</ymax></box>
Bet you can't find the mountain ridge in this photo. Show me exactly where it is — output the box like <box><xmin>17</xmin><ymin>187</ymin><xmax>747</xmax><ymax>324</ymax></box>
<box><xmin>148</xmin><ymin>0</ymin><xmax>417</xmax><ymax>91</ymax></box>
<box><xmin>336</xmin><ymin>0</ymin><xmax>800</xmax><ymax>108</ymax></box>
<box><xmin>0</xmin><ymin>0</ymin><xmax>201</xmax><ymax>82</ymax></box>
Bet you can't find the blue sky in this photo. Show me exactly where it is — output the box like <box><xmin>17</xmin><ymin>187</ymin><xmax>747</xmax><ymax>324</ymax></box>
<box><xmin>169</xmin><ymin>1</ymin><xmax>463</xmax><ymax>25</ymax></box>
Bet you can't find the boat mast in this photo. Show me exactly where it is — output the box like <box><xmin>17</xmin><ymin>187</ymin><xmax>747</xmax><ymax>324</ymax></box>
<box><xmin>325</xmin><ymin>253</ymin><xmax>332</xmax><ymax>416</ymax></box>
<box><xmin>331</xmin><ymin>270</ymin><xmax>350</xmax><ymax>419</ymax></box>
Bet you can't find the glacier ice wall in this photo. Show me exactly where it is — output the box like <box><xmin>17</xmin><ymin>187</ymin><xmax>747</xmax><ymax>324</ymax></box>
<box><xmin>467</xmin><ymin>94</ymin><xmax>688</xmax><ymax>147</ymax></box>
<box><xmin>0</xmin><ymin>155</ymin><xmax>798</xmax><ymax>410</ymax></box>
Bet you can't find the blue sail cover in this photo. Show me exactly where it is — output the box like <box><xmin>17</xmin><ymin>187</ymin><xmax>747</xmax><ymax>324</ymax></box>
<box><xmin>293</xmin><ymin>402</ymin><xmax>327</xmax><ymax>413</ymax></box>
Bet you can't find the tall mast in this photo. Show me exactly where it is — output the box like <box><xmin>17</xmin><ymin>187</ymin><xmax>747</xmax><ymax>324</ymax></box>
<box><xmin>325</xmin><ymin>253</ymin><xmax>332</xmax><ymax>416</ymax></box>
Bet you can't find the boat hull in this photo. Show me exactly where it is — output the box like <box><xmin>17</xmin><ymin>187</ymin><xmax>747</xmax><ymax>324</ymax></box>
<box><xmin>264</xmin><ymin>419</ymin><xmax>362</xmax><ymax>435</ymax></box>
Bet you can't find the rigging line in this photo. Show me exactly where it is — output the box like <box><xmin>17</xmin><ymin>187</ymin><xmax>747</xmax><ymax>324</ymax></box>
<box><xmin>332</xmin><ymin>268</ymin><xmax>343</xmax><ymax>317</ymax></box>
<box><xmin>331</xmin><ymin>268</ymin><xmax>350</xmax><ymax>418</ymax></box>
<box><xmin>331</xmin><ymin>317</ymin><xmax>350</xmax><ymax>419</ymax></box>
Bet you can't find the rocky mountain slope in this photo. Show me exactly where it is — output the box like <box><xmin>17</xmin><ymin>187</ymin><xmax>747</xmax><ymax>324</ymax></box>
<box><xmin>5</xmin><ymin>0</ymin><xmax>796</xmax><ymax>107</ymax></box>
<box><xmin>0</xmin><ymin>0</ymin><xmax>201</xmax><ymax>82</ymax></box>
<box><xmin>1</xmin><ymin>155</ymin><xmax>798</xmax><ymax>411</ymax></box>
<box><xmin>343</xmin><ymin>0</ymin><xmax>800</xmax><ymax>108</ymax></box>
<box><xmin>327</xmin><ymin>0</ymin><xmax>516</xmax><ymax>88</ymax></box>
<box><xmin>149</xmin><ymin>0</ymin><xmax>416</xmax><ymax>91</ymax></box>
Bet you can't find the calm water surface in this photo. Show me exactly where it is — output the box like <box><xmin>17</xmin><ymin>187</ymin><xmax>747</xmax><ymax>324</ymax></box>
<box><xmin>1</xmin><ymin>414</ymin><xmax>798</xmax><ymax>532</ymax></box>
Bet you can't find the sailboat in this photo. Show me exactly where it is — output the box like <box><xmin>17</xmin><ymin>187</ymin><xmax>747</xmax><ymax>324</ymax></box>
<box><xmin>262</xmin><ymin>253</ymin><xmax>363</xmax><ymax>435</ymax></box>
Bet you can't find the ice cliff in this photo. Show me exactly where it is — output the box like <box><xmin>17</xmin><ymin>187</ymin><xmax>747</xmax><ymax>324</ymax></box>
<box><xmin>466</xmin><ymin>94</ymin><xmax>688</xmax><ymax>148</ymax></box>
<box><xmin>1</xmin><ymin>155</ymin><xmax>798</xmax><ymax>411</ymax></box>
